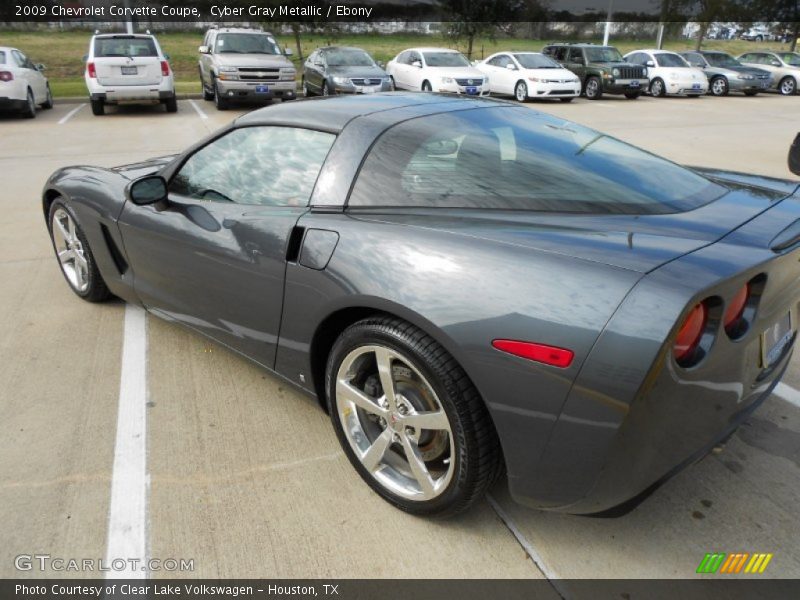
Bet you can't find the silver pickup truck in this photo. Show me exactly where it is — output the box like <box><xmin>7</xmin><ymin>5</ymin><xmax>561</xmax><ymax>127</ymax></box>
<box><xmin>199</xmin><ymin>27</ymin><xmax>297</xmax><ymax>110</ymax></box>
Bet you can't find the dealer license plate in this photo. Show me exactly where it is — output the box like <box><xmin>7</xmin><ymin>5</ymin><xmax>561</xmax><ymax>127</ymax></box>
<box><xmin>466</xmin><ymin>86</ymin><xmax>478</xmax><ymax>95</ymax></box>
<box><xmin>629</xmin><ymin>80</ymin><xmax>640</xmax><ymax>88</ymax></box>
<box><xmin>760</xmin><ymin>81</ymin><xmax>769</xmax><ymax>88</ymax></box>
<box><xmin>255</xmin><ymin>85</ymin><xmax>270</xmax><ymax>94</ymax></box>
<box><xmin>121</xmin><ymin>66</ymin><xmax>138</xmax><ymax>75</ymax></box>
<box><xmin>761</xmin><ymin>312</ymin><xmax>793</xmax><ymax>367</ymax></box>
<box><xmin>692</xmin><ymin>83</ymin><xmax>702</xmax><ymax>90</ymax></box>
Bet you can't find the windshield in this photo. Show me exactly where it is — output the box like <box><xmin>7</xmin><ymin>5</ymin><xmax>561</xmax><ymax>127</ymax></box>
<box><xmin>705</xmin><ymin>53</ymin><xmax>741</xmax><ymax>67</ymax></box>
<box><xmin>215</xmin><ymin>33</ymin><xmax>280</xmax><ymax>55</ymax></box>
<box><xmin>349</xmin><ymin>107</ymin><xmax>726</xmax><ymax>214</ymax></box>
<box><xmin>584</xmin><ymin>47</ymin><xmax>623</xmax><ymax>62</ymax></box>
<box><xmin>423</xmin><ymin>52</ymin><xmax>470</xmax><ymax>67</ymax></box>
<box><xmin>94</xmin><ymin>37</ymin><xmax>157</xmax><ymax>58</ymax></box>
<box><xmin>326</xmin><ymin>48</ymin><xmax>374</xmax><ymax>67</ymax></box>
<box><xmin>656</xmin><ymin>53</ymin><xmax>689</xmax><ymax>67</ymax></box>
<box><xmin>779</xmin><ymin>53</ymin><xmax>800</xmax><ymax>66</ymax></box>
<box><xmin>514</xmin><ymin>53</ymin><xmax>559</xmax><ymax>69</ymax></box>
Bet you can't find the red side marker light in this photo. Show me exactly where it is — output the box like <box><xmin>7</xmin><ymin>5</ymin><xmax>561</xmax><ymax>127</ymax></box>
<box><xmin>492</xmin><ymin>339</ymin><xmax>575</xmax><ymax>368</ymax></box>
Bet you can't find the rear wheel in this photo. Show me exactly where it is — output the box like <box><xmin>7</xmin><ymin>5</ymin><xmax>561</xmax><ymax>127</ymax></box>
<box><xmin>584</xmin><ymin>76</ymin><xmax>602</xmax><ymax>100</ymax></box>
<box><xmin>327</xmin><ymin>317</ymin><xmax>502</xmax><ymax>517</ymax></box>
<box><xmin>650</xmin><ymin>77</ymin><xmax>666</xmax><ymax>97</ymax></box>
<box><xmin>21</xmin><ymin>88</ymin><xmax>36</xmax><ymax>118</ymax></box>
<box><xmin>90</xmin><ymin>98</ymin><xmax>104</xmax><ymax>116</ymax></box>
<box><xmin>164</xmin><ymin>95</ymin><xmax>178</xmax><ymax>113</ymax></box>
<box><xmin>422</xmin><ymin>80</ymin><xmax>432</xmax><ymax>92</ymax></box>
<box><xmin>48</xmin><ymin>199</ymin><xmax>111</xmax><ymax>302</ymax></box>
<box><xmin>42</xmin><ymin>84</ymin><xmax>54</xmax><ymax>109</ymax></box>
<box><xmin>514</xmin><ymin>81</ymin><xmax>528</xmax><ymax>102</ymax></box>
<box><xmin>779</xmin><ymin>76</ymin><xmax>796</xmax><ymax>96</ymax></box>
<box><xmin>710</xmin><ymin>76</ymin><xmax>728</xmax><ymax>96</ymax></box>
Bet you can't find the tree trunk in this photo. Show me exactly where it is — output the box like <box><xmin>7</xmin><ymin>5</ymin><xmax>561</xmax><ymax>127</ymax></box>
<box><xmin>694</xmin><ymin>22</ymin><xmax>709</xmax><ymax>51</ymax></box>
<box><xmin>467</xmin><ymin>32</ymin><xmax>475</xmax><ymax>60</ymax></box>
<box><xmin>293</xmin><ymin>26</ymin><xmax>304</xmax><ymax>63</ymax></box>
<box><xmin>792</xmin><ymin>22</ymin><xmax>799</xmax><ymax>52</ymax></box>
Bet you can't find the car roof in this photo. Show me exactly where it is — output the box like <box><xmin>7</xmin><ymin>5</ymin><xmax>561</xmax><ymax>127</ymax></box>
<box><xmin>0</xmin><ymin>47</ymin><xmax>15</xmax><ymax>52</ymax></box>
<box><xmin>213</xmin><ymin>28</ymin><xmax>274</xmax><ymax>35</ymax></box>
<box><xmin>406</xmin><ymin>47</ymin><xmax>461</xmax><ymax>53</ymax></box>
<box><xmin>235</xmin><ymin>92</ymin><xmax>511</xmax><ymax>132</ymax></box>
<box><xmin>319</xmin><ymin>46</ymin><xmax>368</xmax><ymax>52</ymax></box>
<box><xmin>93</xmin><ymin>33</ymin><xmax>154</xmax><ymax>38</ymax></box>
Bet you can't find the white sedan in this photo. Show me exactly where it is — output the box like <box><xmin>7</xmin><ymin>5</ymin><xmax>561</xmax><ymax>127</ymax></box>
<box><xmin>476</xmin><ymin>51</ymin><xmax>581</xmax><ymax>102</ymax></box>
<box><xmin>0</xmin><ymin>46</ymin><xmax>53</xmax><ymax>118</ymax></box>
<box><xmin>386</xmin><ymin>47</ymin><xmax>488</xmax><ymax>95</ymax></box>
<box><xmin>623</xmin><ymin>49</ymin><xmax>708</xmax><ymax>97</ymax></box>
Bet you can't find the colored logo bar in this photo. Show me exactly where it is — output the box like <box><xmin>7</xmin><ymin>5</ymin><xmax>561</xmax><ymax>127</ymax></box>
<box><xmin>697</xmin><ymin>553</ymin><xmax>773</xmax><ymax>574</ymax></box>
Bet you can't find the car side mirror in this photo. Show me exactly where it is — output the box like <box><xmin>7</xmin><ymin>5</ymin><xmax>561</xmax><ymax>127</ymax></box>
<box><xmin>128</xmin><ymin>175</ymin><xmax>168</xmax><ymax>206</ymax></box>
<box><xmin>411</xmin><ymin>60</ymin><xmax>422</xmax><ymax>68</ymax></box>
<box><xmin>789</xmin><ymin>133</ymin><xmax>800</xmax><ymax>176</ymax></box>
<box><xmin>505</xmin><ymin>63</ymin><xmax>517</xmax><ymax>70</ymax></box>
<box><xmin>377</xmin><ymin>60</ymin><xmax>386</xmax><ymax>69</ymax></box>
<box><xmin>35</xmin><ymin>63</ymin><xmax>46</xmax><ymax>71</ymax></box>
<box><xmin>198</xmin><ymin>45</ymin><xmax>210</xmax><ymax>54</ymax></box>
<box><xmin>82</xmin><ymin>54</ymin><xmax>89</xmax><ymax>62</ymax></box>
<box><xmin>164</xmin><ymin>53</ymin><xmax>170</xmax><ymax>61</ymax></box>
<box><xmin>646</xmin><ymin>60</ymin><xmax>655</xmax><ymax>67</ymax></box>
<box><xmin>284</xmin><ymin>47</ymin><xmax>293</xmax><ymax>57</ymax></box>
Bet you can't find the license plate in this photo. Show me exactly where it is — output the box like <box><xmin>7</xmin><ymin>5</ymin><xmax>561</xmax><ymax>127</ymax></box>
<box><xmin>466</xmin><ymin>86</ymin><xmax>478</xmax><ymax>95</ymax></box>
<box><xmin>760</xmin><ymin>81</ymin><xmax>768</xmax><ymax>88</ymax></box>
<box><xmin>692</xmin><ymin>83</ymin><xmax>702</xmax><ymax>90</ymax></box>
<box><xmin>358</xmin><ymin>86</ymin><xmax>377</xmax><ymax>94</ymax></box>
<box><xmin>120</xmin><ymin>66</ymin><xmax>137</xmax><ymax>75</ymax></box>
<box><xmin>255</xmin><ymin>85</ymin><xmax>269</xmax><ymax>93</ymax></box>
<box><xmin>629</xmin><ymin>80</ymin><xmax>640</xmax><ymax>88</ymax></box>
<box><xmin>761</xmin><ymin>312</ymin><xmax>793</xmax><ymax>367</ymax></box>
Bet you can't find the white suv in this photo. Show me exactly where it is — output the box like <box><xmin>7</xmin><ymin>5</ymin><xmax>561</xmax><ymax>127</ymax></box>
<box><xmin>0</xmin><ymin>46</ymin><xmax>52</xmax><ymax>118</ymax></box>
<box><xmin>85</xmin><ymin>33</ymin><xmax>176</xmax><ymax>116</ymax></box>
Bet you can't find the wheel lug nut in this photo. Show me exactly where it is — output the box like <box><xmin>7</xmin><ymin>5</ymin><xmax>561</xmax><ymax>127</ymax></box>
<box><xmin>405</xmin><ymin>426</ymin><xmax>415</xmax><ymax>436</ymax></box>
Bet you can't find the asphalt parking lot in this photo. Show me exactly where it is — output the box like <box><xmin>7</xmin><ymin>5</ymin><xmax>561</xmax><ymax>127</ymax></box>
<box><xmin>1</xmin><ymin>93</ymin><xmax>799</xmax><ymax>586</ymax></box>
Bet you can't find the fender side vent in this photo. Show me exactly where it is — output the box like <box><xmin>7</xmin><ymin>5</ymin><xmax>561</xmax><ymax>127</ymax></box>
<box><xmin>100</xmin><ymin>224</ymin><xmax>128</xmax><ymax>275</ymax></box>
<box><xmin>285</xmin><ymin>225</ymin><xmax>305</xmax><ymax>263</ymax></box>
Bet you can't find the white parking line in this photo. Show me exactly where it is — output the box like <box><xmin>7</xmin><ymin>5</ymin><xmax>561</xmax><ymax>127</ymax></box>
<box><xmin>105</xmin><ymin>304</ymin><xmax>148</xmax><ymax>579</ymax></box>
<box><xmin>774</xmin><ymin>382</ymin><xmax>800</xmax><ymax>409</ymax></box>
<box><xmin>57</xmin><ymin>104</ymin><xmax>84</xmax><ymax>125</ymax></box>
<box><xmin>189</xmin><ymin>100</ymin><xmax>208</xmax><ymax>120</ymax></box>
<box><xmin>487</xmin><ymin>494</ymin><xmax>567</xmax><ymax>597</ymax></box>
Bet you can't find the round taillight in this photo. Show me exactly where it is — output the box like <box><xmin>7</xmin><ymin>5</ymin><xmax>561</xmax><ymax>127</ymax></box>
<box><xmin>724</xmin><ymin>283</ymin><xmax>749</xmax><ymax>335</ymax></box>
<box><xmin>674</xmin><ymin>302</ymin><xmax>707</xmax><ymax>364</ymax></box>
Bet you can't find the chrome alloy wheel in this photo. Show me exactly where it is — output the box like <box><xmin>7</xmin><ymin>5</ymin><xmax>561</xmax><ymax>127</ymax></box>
<box><xmin>51</xmin><ymin>208</ymin><xmax>89</xmax><ymax>293</ymax></box>
<box><xmin>335</xmin><ymin>344</ymin><xmax>455</xmax><ymax>501</ymax></box>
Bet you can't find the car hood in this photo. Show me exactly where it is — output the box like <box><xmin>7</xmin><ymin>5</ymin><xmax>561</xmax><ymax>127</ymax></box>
<box><xmin>352</xmin><ymin>171</ymin><xmax>796</xmax><ymax>273</ymax></box>
<box><xmin>111</xmin><ymin>155</ymin><xmax>177</xmax><ymax>180</ymax></box>
<box><xmin>212</xmin><ymin>53</ymin><xmax>292</xmax><ymax>68</ymax></box>
<box><xmin>588</xmin><ymin>61</ymin><xmax>630</xmax><ymax>68</ymax></box>
<box><xmin>327</xmin><ymin>65</ymin><xmax>387</xmax><ymax>78</ymax></box>
<box><xmin>523</xmin><ymin>67</ymin><xmax>577</xmax><ymax>79</ymax></box>
<box><xmin>713</xmin><ymin>65</ymin><xmax>770</xmax><ymax>77</ymax></box>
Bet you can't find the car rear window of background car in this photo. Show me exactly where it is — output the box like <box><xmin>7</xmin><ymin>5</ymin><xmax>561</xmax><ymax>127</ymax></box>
<box><xmin>348</xmin><ymin>107</ymin><xmax>726</xmax><ymax>214</ymax></box>
<box><xmin>94</xmin><ymin>37</ymin><xmax>157</xmax><ymax>58</ymax></box>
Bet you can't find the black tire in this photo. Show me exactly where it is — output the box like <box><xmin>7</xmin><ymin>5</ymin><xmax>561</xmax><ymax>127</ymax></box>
<box><xmin>422</xmin><ymin>80</ymin><xmax>432</xmax><ymax>92</ymax></box>
<box><xmin>389</xmin><ymin>76</ymin><xmax>396</xmax><ymax>90</ymax></box>
<box><xmin>326</xmin><ymin>316</ymin><xmax>503</xmax><ymax>517</ymax></box>
<box><xmin>213</xmin><ymin>78</ymin><xmax>228</xmax><ymax>110</ymax></box>
<box><xmin>624</xmin><ymin>92</ymin><xmax>640</xmax><ymax>99</ymax></box>
<box><xmin>779</xmin><ymin>76</ymin><xmax>796</xmax><ymax>96</ymax></box>
<box><xmin>514</xmin><ymin>80</ymin><xmax>528</xmax><ymax>102</ymax></box>
<box><xmin>42</xmin><ymin>84</ymin><xmax>54</xmax><ymax>109</ymax></box>
<box><xmin>650</xmin><ymin>77</ymin><xmax>667</xmax><ymax>97</ymax></box>
<box><xmin>90</xmin><ymin>98</ymin><xmax>104</xmax><ymax>116</ymax></box>
<box><xmin>584</xmin><ymin>76</ymin><xmax>603</xmax><ymax>100</ymax></box>
<box><xmin>47</xmin><ymin>199</ymin><xmax>111</xmax><ymax>303</ymax></box>
<box><xmin>709</xmin><ymin>76</ymin><xmax>729</xmax><ymax>96</ymax></box>
<box><xmin>21</xmin><ymin>88</ymin><xmax>36</xmax><ymax>118</ymax></box>
<box><xmin>302</xmin><ymin>78</ymin><xmax>312</xmax><ymax>97</ymax></box>
<box><xmin>560</xmin><ymin>97</ymin><xmax>575</xmax><ymax>102</ymax></box>
<box><xmin>322</xmin><ymin>81</ymin><xmax>330</xmax><ymax>96</ymax></box>
<box><xmin>743</xmin><ymin>90</ymin><xmax>758</xmax><ymax>96</ymax></box>
<box><xmin>164</xmin><ymin>95</ymin><xmax>178</xmax><ymax>113</ymax></box>
<box><xmin>200</xmin><ymin>68</ymin><xmax>214</xmax><ymax>101</ymax></box>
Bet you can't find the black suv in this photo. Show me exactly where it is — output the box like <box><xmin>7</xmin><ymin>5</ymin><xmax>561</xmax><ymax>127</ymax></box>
<box><xmin>543</xmin><ymin>43</ymin><xmax>649</xmax><ymax>99</ymax></box>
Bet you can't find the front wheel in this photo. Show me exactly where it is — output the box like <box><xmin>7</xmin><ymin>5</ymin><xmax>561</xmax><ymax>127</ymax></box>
<box><xmin>200</xmin><ymin>68</ymin><xmax>214</xmax><ymax>101</ymax></box>
<box><xmin>584</xmin><ymin>76</ymin><xmax>603</xmax><ymax>100</ymax></box>
<box><xmin>42</xmin><ymin>85</ymin><xmax>54</xmax><ymax>109</ymax></box>
<box><xmin>422</xmin><ymin>80</ymin><xmax>432</xmax><ymax>92</ymax></box>
<box><xmin>710</xmin><ymin>76</ymin><xmax>728</xmax><ymax>96</ymax></box>
<box><xmin>779</xmin><ymin>76</ymin><xmax>796</xmax><ymax>96</ymax></box>
<box><xmin>213</xmin><ymin>78</ymin><xmax>228</xmax><ymax>110</ymax></box>
<box><xmin>327</xmin><ymin>317</ymin><xmax>502</xmax><ymax>517</ymax></box>
<box><xmin>514</xmin><ymin>81</ymin><xmax>528</xmax><ymax>102</ymax></box>
<box><xmin>48</xmin><ymin>199</ymin><xmax>111</xmax><ymax>302</ymax></box>
<box><xmin>650</xmin><ymin>77</ymin><xmax>666</xmax><ymax>97</ymax></box>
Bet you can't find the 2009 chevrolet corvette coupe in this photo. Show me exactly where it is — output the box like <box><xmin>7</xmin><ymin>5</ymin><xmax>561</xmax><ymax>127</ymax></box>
<box><xmin>43</xmin><ymin>93</ymin><xmax>799</xmax><ymax>517</ymax></box>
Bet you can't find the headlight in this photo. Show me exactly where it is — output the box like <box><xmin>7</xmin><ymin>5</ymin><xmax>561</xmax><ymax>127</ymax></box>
<box><xmin>217</xmin><ymin>67</ymin><xmax>238</xmax><ymax>81</ymax></box>
<box><xmin>219</xmin><ymin>66</ymin><xmax>237</xmax><ymax>72</ymax></box>
<box><xmin>440</xmin><ymin>76</ymin><xmax>454</xmax><ymax>84</ymax></box>
<box><xmin>280</xmin><ymin>69</ymin><xmax>296</xmax><ymax>81</ymax></box>
<box><xmin>738</xmin><ymin>74</ymin><xmax>754</xmax><ymax>80</ymax></box>
<box><xmin>612</xmin><ymin>68</ymin><xmax>620</xmax><ymax>77</ymax></box>
<box><xmin>601</xmin><ymin>71</ymin><xmax>612</xmax><ymax>79</ymax></box>
<box><xmin>332</xmin><ymin>76</ymin><xmax>351</xmax><ymax>86</ymax></box>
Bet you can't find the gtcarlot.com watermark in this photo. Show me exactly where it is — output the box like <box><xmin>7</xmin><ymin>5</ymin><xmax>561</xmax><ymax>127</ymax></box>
<box><xmin>15</xmin><ymin>554</ymin><xmax>194</xmax><ymax>573</ymax></box>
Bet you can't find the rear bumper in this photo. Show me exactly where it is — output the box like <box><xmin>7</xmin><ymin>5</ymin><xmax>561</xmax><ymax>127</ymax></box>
<box><xmin>91</xmin><ymin>90</ymin><xmax>175</xmax><ymax>104</ymax></box>
<box><xmin>0</xmin><ymin>97</ymin><xmax>27</xmax><ymax>111</ymax></box>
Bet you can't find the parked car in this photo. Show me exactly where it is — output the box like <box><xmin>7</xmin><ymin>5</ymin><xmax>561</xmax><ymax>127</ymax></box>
<box><xmin>0</xmin><ymin>46</ymin><xmax>52</xmax><ymax>118</ymax></box>
<box><xmin>680</xmin><ymin>51</ymin><xmax>772</xmax><ymax>96</ymax></box>
<box><xmin>740</xmin><ymin>26</ymin><xmax>776</xmax><ymax>42</ymax></box>
<box><xmin>198</xmin><ymin>26</ymin><xmax>297</xmax><ymax>110</ymax></box>
<box><xmin>41</xmin><ymin>94</ymin><xmax>800</xmax><ymax>517</ymax></box>
<box><xmin>85</xmin><ymin>33</ymin><xmax>176</xmax><ymax>116</ymax></box>
<box><xmin>476</xmin><ymin>51</ymin><xmax>580</xmax><ymax>102</ymax></box>
<box><xmin>302</xmin><ymin>46</ymin><xmax>392</xmax><ymax>96</ymax></box>
<box><xmin>386</xmin><ymin>47</ymin><xmax>488</xmax><ymax>95</ymax></box>
<box><xmin>624</xmin><ymin>50</ymin><xmax>708</xmax><ymax>97</ymax></box>
<box><xmin>738</xmin><ymin>51</ymin><xmax>800</xmax><ymax>95</ymax></box>
<box><xmin>789</xmin><ymin>132</ymin><xmax>800</xmax><ymax>176</ymax></box>
<box><xmin>542</xmin><ymin>43</ymin><xmax>648</xmax><ymax>100</ymax></box>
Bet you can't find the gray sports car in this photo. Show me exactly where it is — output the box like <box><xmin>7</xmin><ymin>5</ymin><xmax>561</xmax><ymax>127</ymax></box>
<box><xmin>43</xmin><ymin>94</ymin><xmax>800</xmax><ymax>517</ymax></box>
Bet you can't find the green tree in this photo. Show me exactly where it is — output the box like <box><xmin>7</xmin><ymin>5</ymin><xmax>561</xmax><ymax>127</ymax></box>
<box><xmin>441</xmin><ymin>0</ymin><xmax>525</xmax><ymax>59</ymax></box>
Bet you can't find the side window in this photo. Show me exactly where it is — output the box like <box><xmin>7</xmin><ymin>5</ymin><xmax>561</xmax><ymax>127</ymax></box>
<box><xmin>12</xmin><ymin>50</ymin><xmax>27</xmax><ymax>68</ymax></box>
<box><xmin>486</xmin><ymin>56</ymin><xmax>501</xmax><ymax>67</ymax></box>
<box><xmin>170</xmin><ymin>127</ymin><xmax>336</xmax><ymax>207</ymax></box>
<box><xmin>410</xmin><ymin>52</ymin><xmax>422</xmax><ymax>65</ymax></box>
<box><xmin>496</xmin><ymin>55</ymin><xmax>511</xmax><ymax>68</ymax></box>
<box><xmin>568</xmin><ymin>48</ymin><xmax>583</xmax><ymax>62</ymax></box>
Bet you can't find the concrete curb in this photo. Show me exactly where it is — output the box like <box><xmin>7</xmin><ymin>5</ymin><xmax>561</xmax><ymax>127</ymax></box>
<box><xmin>54</xmin><ymin>93</ymin><xmax>204</xmax><ymax>104</ymax></box>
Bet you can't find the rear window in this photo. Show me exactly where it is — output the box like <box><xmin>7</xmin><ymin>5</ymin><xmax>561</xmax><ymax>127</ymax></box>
<box><xmin>94</xmin><ymin>37</ymin><xmax>157</xmax><ymax>58</ymax></box>
<box><xmin>348</xmin><ymin>107</ymin><xmax>726</xmax><ymax>214</ymax></box>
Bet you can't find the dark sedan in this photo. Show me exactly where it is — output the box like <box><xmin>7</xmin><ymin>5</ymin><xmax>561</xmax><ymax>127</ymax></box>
<box><xmin>681</xmin><ymin>50</ymin><xmax>772</xmax><ymax>96</ymax></box>
<box><xmin>43</xmin><ymin>94</ymin><xmax>800</xmax><ymax>517</ymax></box>
<box><xmin>302</xmin><ymin>46</ymin><xmax>393</xmax><ymax>96</ymax></box>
